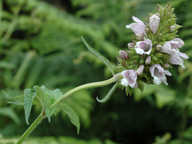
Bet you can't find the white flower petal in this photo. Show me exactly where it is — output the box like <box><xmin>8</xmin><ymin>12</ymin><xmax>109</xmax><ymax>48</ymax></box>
<box><xmin>164</xmin><ymin>70</ymin><xmax>172</xmax><ymax>76</ymax></box>
<box><xmin>121</xmin><ymin>78</ymin><xmax>129</xmax><ymax>87</ymax></box>
<box><xmin>154</xmin><ymin>77</ymin><xmax>161</xmax><ymax>85</ymax></box>
<box><xmin>135</xmin><ymin>48</ymin><xmax>144</xmax><ymax>55</ymax></box>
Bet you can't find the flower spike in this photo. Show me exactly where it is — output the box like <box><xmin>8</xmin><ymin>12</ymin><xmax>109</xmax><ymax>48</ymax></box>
<box><xmin>116</xmin><ymin>4</ymin><xmax>188</xmax><ymax>94</ymax></box>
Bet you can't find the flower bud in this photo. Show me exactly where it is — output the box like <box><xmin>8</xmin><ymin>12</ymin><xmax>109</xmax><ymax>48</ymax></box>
<box><xmin>152</xmin><ymin>56</ymin><xmax>158</xmax><ymax>62</ymax></box>
<box><xmin>150</xmin><ymin>13</ymin><xmax>160</xmax><ymax>34</ymax></box>
<box><xmin>156</xmin><ymin>44</ymin><xmax>162</xmax><ymax>51</ymax></box>
<box><xmin>170</xmin><ymin>25</ymin><xmax>176</xmax><ymax>32</ymax></box>
<box><xmin>119</xmin><ymin>50</ymin><xmax>128</xmax><ymax>60</ymax></box>
<box><xmin>136</xmin><ymin>65</ymin><xmax>144</xmax><ymax>75</ymax></box>
<box><xmin>145</xmin><ymin>27</ymin><xmax>150</xmax><ymax>33</ymax></box>
<box><xmin>128</xmin><ymin>42</ymin><xmax>134</xmax><ymax>48</ymax></box>
<box><xmin>136</xmin><ymin>34</ymin><xmax>144</xmax><ymax>40</ymax></box>
<box><xmin>164</xmin><ymin>63</ymin><xmax>170</xmax><ymax>68</ymax></box>
<box><xmin>145</xmin><ymin>56</ymin><xmax>151</xmax><ymax>64</ymax></box>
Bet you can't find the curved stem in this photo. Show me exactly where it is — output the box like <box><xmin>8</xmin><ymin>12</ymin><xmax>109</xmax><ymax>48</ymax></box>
<box><xmin>16</xmin><ymin>74</ymin><xmax>121</xmax><ymax>144</ymax></box>
<box><xmin>50</xmin><ymin>74</ymin><xmax>121</xmax><ymax>108</ymax></box>
<box><xmin>16</xmin><ymin>112</ymin><xmax>45</xmax><ymax>144</ymax></box>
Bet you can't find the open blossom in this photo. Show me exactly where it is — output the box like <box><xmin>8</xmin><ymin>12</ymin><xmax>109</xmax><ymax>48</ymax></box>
<box><xmin>121</xmin><ymin>70</ymin><xmax>138</xmax><ymax>88</ymax></box>
<box><xmin>150</xmin><ymin>13</ymin><xmax>160</xmax><ymax>34</ymax></box>
<box><xmin>126</xmin><ymin>16</ymin><xmax>146</xmax><ymax>36</ymax></box>
<box><xmin>161</xmin><ymin>38</ymin><xmax>188</xmax><ymax>68</ymax></box>
<box><xmin>169</xmin><ymin>52</ymin><xmax>188</xmax><ymax>68</ymax></box>
<box><xmin>162</xmin><ymin>38</ymin><xmax>184</xmax><ymax>54</ymax></box>
<box><xmin>150</xmin><ymin>64</ymin><xmax>172</xmax><ymax>85</ymax></box>
<box><xmin>135</xmin><ymin>39</ymin><xmax>152</xmax><ymax>55</ymax></box>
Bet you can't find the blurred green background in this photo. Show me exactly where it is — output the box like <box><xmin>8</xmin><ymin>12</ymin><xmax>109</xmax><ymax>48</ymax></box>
<box><xmin>0</xmin><ymin>0</ymin><xmax>192</xmax><ymax>144</ymax></box>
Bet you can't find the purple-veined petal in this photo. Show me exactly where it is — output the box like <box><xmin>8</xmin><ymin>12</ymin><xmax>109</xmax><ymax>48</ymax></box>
<box><xmin>121</xmin><ymin>70</ymin><xmax>138</xmax><ymax>88</ymax></box>
<box><xmin>178</xmin><ymin>52</ymin><xmax>188</xmax><ymax>59</ymax></box>
<box><xmin>135</xmin><ymin>39</ymin><xmax>152</xmax><ymax>55</ymax></box>
<box><xmin>150</xmin><ymin>64</ymin><xmax>171</xmax><ymax>85</ymax></box>
<box><xmin>126</xmin><ymin>16</ymin><xmax>146</xmax><ymax>36</ymax></box>
<box><xmin>169</xmin><ymin>53</ymin><xmax>185</xmax><ymax>68</ymax></box>
<box><xmin>132</xmin><ymin>16</ymin><xmax>145</xmax><ymax>26</ymax></box>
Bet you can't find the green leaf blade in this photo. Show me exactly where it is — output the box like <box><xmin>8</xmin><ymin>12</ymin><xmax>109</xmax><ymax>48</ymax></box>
<box><xmin>96</xmin><ymin>82</ymin><xmax>118</xmax><ymax>103</ymax></box>
<box><xmin>35</xmin><ymin>85</ymin><xmax>63</xmax><ymax>122</ymax></box>
<box><xmin>62</xmin><ymin>104</ymin><xmax>80</xmax><ymax>134</ymax></box>
<box><xmin>24</xmin><ymin>88</ymin><xmax>37</xmax><ymax>125</ymax></box>
<box><xmin>81</xmin><ymin>36</ymin><xmax>114</xmax><ymax>75</ymax></box>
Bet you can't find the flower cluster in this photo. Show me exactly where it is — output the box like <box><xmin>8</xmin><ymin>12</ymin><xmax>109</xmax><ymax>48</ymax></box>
<box><xmin>116</xmin><ymin>4</ymin><xmax>188</xmax><ymax>93</ymax></box>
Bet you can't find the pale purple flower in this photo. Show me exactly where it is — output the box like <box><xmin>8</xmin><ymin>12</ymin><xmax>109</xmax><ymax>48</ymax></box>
<box><xmin>126</xmin><ymin>16</ymin><xmax>146</xmax><ymax>36</ymax></box>
<box><xmin>136</xmin><ymin>65</ymin><xmax>144</xmax><ymax>75</ymax></box>
<box><xmin>119</xmin><ymin>50</ymin><xmax>128</xmax><ymax>60</ymax></box>
<box><xmin>169</xmin><ymin>52</ymin><xmax>188</xmax><ymax>68</ymax></box>
<box><xmin>150</xmin><ymin>64</ymin><xmax>172</xmax><ymax>85</ymax></box>
<box><xmin>161</xmin><ymin>38</ymin><xmax>184</xmax><ymax>54</ymax></box>
<box><xmin>150</xmin><ymin>13</ymin><xmax>160</xmax><ymax>34</ymax></box>
<box><xmin>172</xmin><ymin>38</ymin><xmax>184</xmax><ymax>48</ymax></box>
<box><xmin>161</xmin><ymin>38</ymin><xmax>188</xmax><ymax>68</ymax></box>
<box><xmin>121</xmin><ymin>70</ymin><xmax>138</xmax><ymax>88</ymax></box>
<box><xmin>135</xmin><ymin>39</ymin><xmax>152</xmax><ymax>55</ymax></box>
<box><xmin>145</xmin><ymin>56</ymin><xmax>151</xmax><ymax>64</ymax></box>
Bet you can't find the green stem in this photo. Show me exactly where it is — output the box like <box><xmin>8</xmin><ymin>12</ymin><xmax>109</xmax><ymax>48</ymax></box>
<box><xmin>16</xmin><ymin>113</ymin><xmax>45</xmax><ymax>144</ymax></box>
<box><xmin>17</xmin><ymin>74</ymin><xmax>121</xmax><ymax>144</ymax></box>
<box><xmin>50</xmin><ymin>74</ymin><xmax>121</xmax><ymax>107</ymax></box>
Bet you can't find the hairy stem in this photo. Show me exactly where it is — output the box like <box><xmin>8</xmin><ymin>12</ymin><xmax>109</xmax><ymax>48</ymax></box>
<box><xmin>16</xmin><ymin>112</ymin><xmax>45</xmax><ymax>144</ymax></box>
<box><xmin>16</xmin><ymin>74</ymin><xmax>121</xmax><ymax>143</ymax></box>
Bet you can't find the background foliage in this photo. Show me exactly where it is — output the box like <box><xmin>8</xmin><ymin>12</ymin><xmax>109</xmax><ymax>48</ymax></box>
<box><xmin>0</xmin><ymin>0</ymin><xmax>191</xmax><ymax>144</ymax></box>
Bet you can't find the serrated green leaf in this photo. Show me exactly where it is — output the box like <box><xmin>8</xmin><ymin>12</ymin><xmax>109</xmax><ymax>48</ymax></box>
<box><xmin>35</xmin><ymin>86</ymin><xmax>53</xmax><ymax>122</ymax></box>
<box><xmin>96</xmin><ymin>82</ymin><xmax>118</xmax><ymax>103</ymax></box>
<box><xmin>62</xmin><ymin>104</ymin><xmax>80</xmax><ymax>134</ymax></box>
<box><xmin>35</xmin><ymin>85</ymin><xmax>63</xmax><ymax>122</ymax></box>
<box><xmin>24</xmin><ymin>88</ymin><xmax>37</xmax><ymax>125</ymax></box>
<box><xmin>81</xmin><ymin>36</ymin><xmax>114</xmax><ymax>75</ymax></box>
<box><xmin>41</xmin><ymin>86</ymin><xmax>63</xmax><ymax>102</ymax></box>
